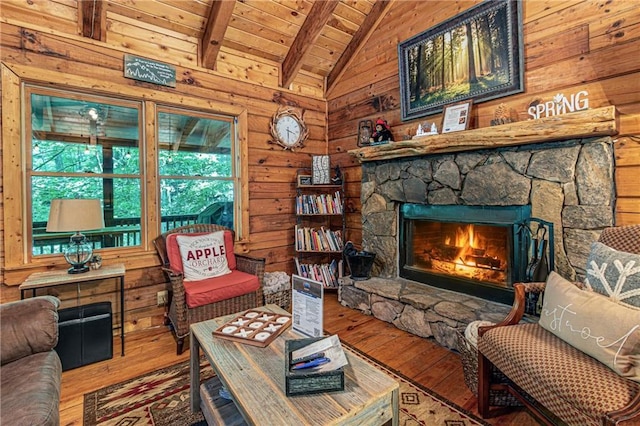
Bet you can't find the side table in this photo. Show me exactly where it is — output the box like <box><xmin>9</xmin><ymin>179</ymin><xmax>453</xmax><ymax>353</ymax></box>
<box><xmin>20</xmin><ymin>263</ymin><xmax>126</xmax><ymax>356</ymax></box>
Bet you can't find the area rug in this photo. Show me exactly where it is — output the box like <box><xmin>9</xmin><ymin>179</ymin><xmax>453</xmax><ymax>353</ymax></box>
<box><xmin>84</xmin><ymin>349</ymin><xmax>489</xmax><ymax>425</ymax></box>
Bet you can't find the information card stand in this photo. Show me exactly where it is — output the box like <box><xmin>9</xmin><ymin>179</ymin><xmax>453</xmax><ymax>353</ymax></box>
<box><xmin>291</xmin><ymin>274</ymin><xmax>324</xmax><ymax>337</ymax></box>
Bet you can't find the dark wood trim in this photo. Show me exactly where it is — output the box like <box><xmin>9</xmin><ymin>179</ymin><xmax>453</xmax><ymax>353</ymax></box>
<box><xmin>78</xmin><ymin>0</ymin><xmax>104</xmax><ymax>41</ymax></box>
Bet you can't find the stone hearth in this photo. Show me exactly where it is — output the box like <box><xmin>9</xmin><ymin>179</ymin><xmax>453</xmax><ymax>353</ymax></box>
<box><xmin>338</xmin><ymin>276</ymin><xmax>535</xmax><ymax>351</ymax></box>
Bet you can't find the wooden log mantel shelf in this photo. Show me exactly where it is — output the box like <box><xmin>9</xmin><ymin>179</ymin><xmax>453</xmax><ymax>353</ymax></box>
<box><xmin>348</xmin><ymin>106</ymin><xmax>617</xmax><ymax>162</ymax></box>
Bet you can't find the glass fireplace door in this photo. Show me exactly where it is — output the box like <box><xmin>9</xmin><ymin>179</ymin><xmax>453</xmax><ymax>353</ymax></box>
<box><xmin>399</xmin><ymin>204</ymin><xmax>532</xmax><ymax>305</ymax></box>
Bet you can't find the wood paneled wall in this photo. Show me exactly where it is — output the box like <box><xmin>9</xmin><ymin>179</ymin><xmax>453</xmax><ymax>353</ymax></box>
<box><xmin>2</xmin><ymin>0</ymin><xmax>639</xmax><ymax>335</ymax></box>
<box><xmin>328</xmin><ymin>0</ymin><xmax>640</xmax><ymax>246</ymax></box>
<box><xmin>0</xmin><ymin>21</ymin><xmax>322</xmax><ymax>331</ymax></box>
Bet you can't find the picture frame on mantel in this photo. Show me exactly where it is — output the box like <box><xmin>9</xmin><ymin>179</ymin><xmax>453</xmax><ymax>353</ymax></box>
<box><xmin>397</xmin><ymin>0</ymin><xmax>523</xmax><ymax>121</ymax></box>
<box><xmin>441</xmin><ymin>100</ymin><xmax>473</xmax><ymax>133</ymax></box>
<box><xmin>297</xmin><ymin>174</ymin><xmax>313</xmax><ymax>186</ymax></box>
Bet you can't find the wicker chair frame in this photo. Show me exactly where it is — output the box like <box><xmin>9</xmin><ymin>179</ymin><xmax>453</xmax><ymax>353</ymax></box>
<box><xmin>153</xmin><ymin>224</ymin><xmax>265</xmax><ymax>355</ymax></box>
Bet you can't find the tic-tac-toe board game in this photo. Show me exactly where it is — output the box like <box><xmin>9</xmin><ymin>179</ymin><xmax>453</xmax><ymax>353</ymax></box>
<box><xmin>212</xmin><ymin>309</ymin><xmax>292</xmax><ymax>347</ymax></box>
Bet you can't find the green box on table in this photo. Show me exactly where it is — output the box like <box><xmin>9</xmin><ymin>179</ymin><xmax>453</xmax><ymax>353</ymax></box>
<box><xmin>285</xmin><ymin>337</ymin><xmax>344</xmax><ymax>396</ymax></box>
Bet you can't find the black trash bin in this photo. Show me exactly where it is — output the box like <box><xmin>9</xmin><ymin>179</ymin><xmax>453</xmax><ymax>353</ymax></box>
<box><xmin>55</xmin><ymin>302</ymin><xmax>113</xmax><ymax>371</ymax></box>
<box><xmin>343</xmin><ymin>242</ymin><xmax>376</xmax><ymax>281</ymax></box>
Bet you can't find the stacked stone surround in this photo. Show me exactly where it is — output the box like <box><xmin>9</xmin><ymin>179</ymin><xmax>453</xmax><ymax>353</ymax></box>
<box><xmin>338</xmin><ymin>136</ymin><xmax>615</xmax><ymax>350</ymax></box>
<box><xmin>360</xmin><ymin>136</ymin><xmax>615</xmax><ymax>282</ymax></box>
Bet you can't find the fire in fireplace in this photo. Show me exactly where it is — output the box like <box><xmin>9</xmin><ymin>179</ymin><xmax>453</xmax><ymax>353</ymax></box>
<box><xmin>399</xmin><ymin>204</ymin><xmax>533</xmax><ymax>304</ymax></box>
<box><xmin>411</xmin><ymin>222</ymin><xmax>509</xmax><ymax>286</ymax></box>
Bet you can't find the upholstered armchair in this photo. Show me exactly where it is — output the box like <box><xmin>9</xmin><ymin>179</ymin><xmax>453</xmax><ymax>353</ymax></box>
<box><xmin>154</xmin><ymin>224</ymin><xmax>265</xmax><ymax>354</ymax></box>
<box><xmin>477</xmin><ymin>225</ymin><xmax>640</xmax><ymax>425</ymax></box>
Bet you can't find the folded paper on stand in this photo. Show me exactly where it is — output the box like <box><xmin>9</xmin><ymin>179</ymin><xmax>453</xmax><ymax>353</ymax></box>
<box><xmin>290</xmin><ymin>334</ymin><xmax>347</xmax><ymax>373</ymax></box>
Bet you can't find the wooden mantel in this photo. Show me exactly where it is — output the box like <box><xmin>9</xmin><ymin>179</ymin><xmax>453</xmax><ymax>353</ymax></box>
<box><xmin>348</xmin><ymin>106</ymin><xmax>618</xmax><ymax>162</ymax></box>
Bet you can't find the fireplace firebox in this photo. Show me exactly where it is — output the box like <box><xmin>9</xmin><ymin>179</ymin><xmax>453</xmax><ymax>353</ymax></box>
<box><xmin>399</xmin><ymin>204</ymin><xmax>534</xmax><ymax>305</ymax></box>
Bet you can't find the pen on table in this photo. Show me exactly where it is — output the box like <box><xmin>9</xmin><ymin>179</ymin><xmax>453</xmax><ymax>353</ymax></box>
<box><xmin>291</xmin><ymin>357</ymin><xmax>330</xmax><ymax>370</ymax></box>
<box><xmin>291</xmin><ymin>352</ymin><xmax>325</xmax><ymax>365</ymax></box>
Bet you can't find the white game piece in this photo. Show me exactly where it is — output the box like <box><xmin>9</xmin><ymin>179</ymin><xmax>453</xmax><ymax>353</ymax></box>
<box><xmin>232</xmin><ymin>318</ymin><xmax>249</xmax><ymax>326</ymax></box>
<box><xmin>264</xmin><ymin>324</ymin><xmax>281</xmax><ymax>332</ymax></box>
<box><xmin>234</xmin><ymin>329</ymin><xmax>252</xmax><ymax>338</ymax></box>
<box><xmin>254</xmin><ymin>332</ymin><xmax>270</xmax><ymax>341</ymax></box>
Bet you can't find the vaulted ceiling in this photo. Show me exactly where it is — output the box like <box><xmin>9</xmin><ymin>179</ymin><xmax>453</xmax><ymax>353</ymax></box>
<box><xmin>78</xmin><ymin>0</ymin><xmax>393</xmax><ymax>95</ymax></box>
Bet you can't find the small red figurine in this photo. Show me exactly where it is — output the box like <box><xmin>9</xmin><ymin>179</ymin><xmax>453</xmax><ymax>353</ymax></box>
<box><xmin>370</xmin><ymin>118</ymin><xmax>394</xmax><ymax>143</ymax></box>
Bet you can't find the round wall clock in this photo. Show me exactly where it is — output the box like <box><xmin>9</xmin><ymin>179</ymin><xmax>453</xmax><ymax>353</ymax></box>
<box><xmin>269</xmin><ymin>106</ymin><xmax>309</xmax><ymax>150</ymax></box>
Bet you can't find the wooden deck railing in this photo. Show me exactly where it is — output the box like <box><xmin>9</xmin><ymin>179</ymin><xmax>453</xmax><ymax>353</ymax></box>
<box><xmin>32</xmin><ymin>214</ymin><xmax>199</xmax><ymax>255</ymax></box>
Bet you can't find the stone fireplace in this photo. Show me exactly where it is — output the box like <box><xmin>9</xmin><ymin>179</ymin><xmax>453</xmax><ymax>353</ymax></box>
<box><xmin>340</xmin><ymin>136</ymin><xmax>614</xmax><ymax>349</ymax></box>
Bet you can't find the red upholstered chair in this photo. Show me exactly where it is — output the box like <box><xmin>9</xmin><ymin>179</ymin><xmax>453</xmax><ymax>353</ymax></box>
<box><xmin>153</xmin><ymin>224</ymin><xmax>265</xmax><ymax>354</ymax></box>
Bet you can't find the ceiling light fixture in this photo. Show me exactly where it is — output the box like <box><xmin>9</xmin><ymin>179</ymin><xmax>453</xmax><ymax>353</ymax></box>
<box><xmin>79</xmin><ymin>105</ymin><xmax>105</xmax><ymax>124</ymax></box>
<box><xmin>88</xmin><ymin>107</ymin><xmax>99</xmax><ymax>121</ymax></box>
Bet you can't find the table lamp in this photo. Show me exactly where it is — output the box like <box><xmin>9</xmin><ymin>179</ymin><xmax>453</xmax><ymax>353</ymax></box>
<box><xmin>46</xmin><ymin>199</ymin><xmax>105</xmax><ymax>274</ymax></box>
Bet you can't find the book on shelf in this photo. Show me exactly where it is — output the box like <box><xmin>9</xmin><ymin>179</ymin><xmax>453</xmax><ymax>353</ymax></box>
<box><xmin>295</xmin><ymin>226</ymin><xmax>343</xmax><ymax>252</ymax></box>
<box><xmin>294</xmin><ymin>256</ymin><xmax>302</xmax><ymax>275</ymax></box>
<box><xmin>295</xmin><ymin>192</ymin><xmax>343</xmax><ymax>215</ymax></box>
<box><xmin>294</xmin><ymin>258</ymin><xmax>343</xmax><ymax>288</ymax></box>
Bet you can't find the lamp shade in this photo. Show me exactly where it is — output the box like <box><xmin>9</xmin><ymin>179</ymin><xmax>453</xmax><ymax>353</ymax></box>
<box><xmin>46</xmin><ymin>199</ymin><xmax>105</xmax><ymax>232</ymax></box>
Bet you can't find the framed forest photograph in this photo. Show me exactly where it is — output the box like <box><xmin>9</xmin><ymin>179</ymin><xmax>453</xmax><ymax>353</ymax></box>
<box><xmin>398</xmin><ymin>0</ymin><xmax>523</xmax><ymax>121</ymax></box>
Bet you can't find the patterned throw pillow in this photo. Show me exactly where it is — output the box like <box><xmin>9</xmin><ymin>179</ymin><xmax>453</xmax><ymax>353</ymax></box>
<box><xmin>539</xmin><ymin>272</ymin><xmax>640</xmax><ymax>381</ymax></box>
<box><xmin>584</xmin><ymin>242</ymin><xmax>640</xmax><ymax>308</ymax></box>
<box><xmin>176</xmin><ymin>231</ymin><xmax>232</xmax><ymax>282</ymax></box>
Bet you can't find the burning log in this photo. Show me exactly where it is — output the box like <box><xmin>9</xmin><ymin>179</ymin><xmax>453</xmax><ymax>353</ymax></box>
<box><xmin>463</xmin><ymin>255</ymin><xmax>502</xmax><ymax>270</ymax></box>
<box><xmin>423</xmin><ymin>243</ymin><xmax>504</xmax><ymax>271</ymax></box>
<box><xmin>425</xmin><ymin>244</ymin><xmax>461</xmax><ymax>262</ymax></box>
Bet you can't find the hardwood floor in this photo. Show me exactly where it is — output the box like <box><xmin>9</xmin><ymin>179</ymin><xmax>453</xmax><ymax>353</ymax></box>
<box><xmin>59</xmin><ymin>293</ymin><xmax>541</xmax><ymax>425</ymax></box>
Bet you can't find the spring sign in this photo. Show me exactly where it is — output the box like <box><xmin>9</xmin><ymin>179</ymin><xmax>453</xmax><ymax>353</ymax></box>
<box><xmin>528</xmin><ymin>91</ymin><xmax>589</xmax><ymax>119</ymax></box>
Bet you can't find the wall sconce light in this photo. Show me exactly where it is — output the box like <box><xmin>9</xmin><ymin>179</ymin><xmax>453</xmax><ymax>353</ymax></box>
<box><xmin>357</xmin><ymin>120</ymin><xmax>372</xmax><ymax>147</ymax></box>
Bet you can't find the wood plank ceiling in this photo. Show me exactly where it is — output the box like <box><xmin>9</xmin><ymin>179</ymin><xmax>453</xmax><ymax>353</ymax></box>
<box><xmin>78</xmin><ymin>0</ymin><xmax>393</xmax><ymax>95</ymax></box>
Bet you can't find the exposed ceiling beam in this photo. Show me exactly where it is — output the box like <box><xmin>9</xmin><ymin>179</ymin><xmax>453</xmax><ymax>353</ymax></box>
<box><xmin>174</xmin><ymin>117</ymin><xmax>199</xmax><ymax>151</ymax></box>
<box><xmin>78</xmin><ymin>0</ymin><xmax>105</xmax><ymax>41</ymax></box>
<box><xmin>204</xmin><ymin>124</ymin><xmax>231</xmax><ymax>150</ymax></box>
<box><xmin>280</xmin><ymin>0</ymin><xmax>340</xmax><ymax>89</ymax></box>
<box><xmin>326</xmin><ymin>0</ymin><xmax>395</xmax><ymax>96</ymax></box>
<box><xmin>201</xmin><ymin>0</ymin><xmax>236</xmax><ymax>70</ymax></box>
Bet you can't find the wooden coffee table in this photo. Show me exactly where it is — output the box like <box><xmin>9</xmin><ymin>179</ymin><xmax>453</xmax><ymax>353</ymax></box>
<box><xmin>190</xmin><ymin>304</ymin><xmax>399</xmax><ymax>425</ymax></box>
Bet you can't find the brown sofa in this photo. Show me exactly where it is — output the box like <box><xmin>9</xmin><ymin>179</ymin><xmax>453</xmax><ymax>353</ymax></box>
<box><xmin>478</xmin><ymin>225</ymin><xmax>640</xmax><ymax>425</ymax></box>
<box><xmin>0</xmin><ymin>296</ymin><xmax>62</xmax><ymax>426</ymax></box>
